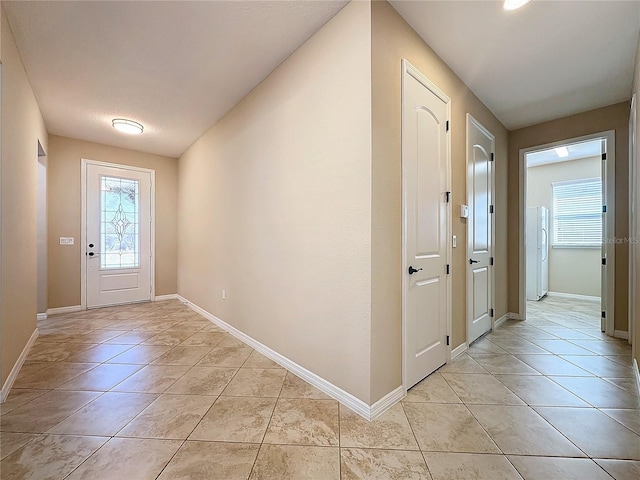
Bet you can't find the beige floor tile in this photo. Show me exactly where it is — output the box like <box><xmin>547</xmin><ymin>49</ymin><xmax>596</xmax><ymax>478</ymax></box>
<box><xmin>279</xmin><ymin>372</ymin><xmax>331</xmax><ymax>399</ymax></box>
<box><xmin>117</xmin><ymin>394</ymin><xmax>214</xmax><ymax>439</ymax></box>
<box><xmin>264</xmin><ymin>398</ymin><xmax>339</xmax><ymax>446</ymax></box>
<box><xmin>105</xmin><ymin>344</ymin><xmax>173</xmax><ymax>364</ymax></box>
<box><xmin>0</xmin><ymin>434</ymin><xmax>108</xmax><ymax>480</ymax></box>
<box><xmin>65</xmin><ymin>437</ymin><xmax>182</xmax><ymax>480</ymax></box>
<box><xmin>437</xmin><ymin>355</ymin><xmax>489</xmax><ymax>374</ymax></box>
<box><xmin>110</xmin><ymin>365</ymin><xmax>191</xmax><ymax>393</ymax></box>
<box><xmin>535</xmin><ymin>406</ymin><xmax>640</xmax><ymax>459</ymax></box>
<box><xmin>1</xmin><ymin>390</ymin><xmax>101</xmax><ymax>433</ymax></box>
<box><xmin>601</xmin><ymin>408</ymin><xmax>640</xmax><ymax>435</ymax></box>
<box><xmin>249</xmin><ymin>444</ymin><xmax>339</xmax><ymax>480</ymax></box>
<box><xmin>157</xmin><ymin>441</ymin><xmax>259</xmax><ymax>480</ymax></box>
<box><xmin>468</xmin><ymin>405</ymin><xmax>585</xmax><ymax>457</ymax></box>
<box><xmin>470</xmin><ymin>354</ymin><xmax>541</xmax><ymax>375</ymax></box>
<box><xmin>47</xmin><ymin>392</ymin><xmax>157</xmax><ymax>436</ymax></box>
<box><xmin>604</xmin><ymin>355</ymin><xmax>634</xmax><ymax>367</ymax></box>
<box><xmin>73</xmin><ymin>329</ymin><xmax>129</xmax><ymax>343</ymax></box>
<box><xmin>559</xmin><ymin>355</ymin><xmax>636</xmax><ymax>378</ymax></box>
<box><xmin>151</xmin><ymin>346</ymin><xmax>213</xmax><ymax>366</ymax></box>
<box><xmin>441</xmin><ymin>373</ymin><xmax>525</xmax><ymax>405</ymax></box>
<box><xmin>529</xmin><ymin>339</ymin><xmax>597</xmax><ymax>355</ymax></box>
<box><xmin>26</xmin><ymin>343</ymin><xmax>98</xmax><ymax>362</ymax></box>
<box><xmin>0</xmin><ymin>389</ymin><xmax>47</xmax><ymax>415</ymax></box>
<box><xmin>166</xmin><ymin>366</ymin><xmax>237</xmax><ymax>395</ymax></box>
<box><xmin>402</xmin><ymin>403</ymin><xmax>499</xmax><ymax>454</ymax></box>
<box><xmin>341</xmin><ymin>448</ymin><xmax>431</xmax><ymax>480</ymax></box>
<box><xmin>189</xmin><ymin>396</ymin><xmax>276</xmax><ymax>443</ymax></box>
<box><xmin>56</xmin><ymin>364</ymin><xmax>142</xmax><ymax>391</ymax></box>
<box><xmin>0</xmin><ymin>432</ymin><xmax>39</xmax><ymax>460</ymax></box>
<box><xmin>423</xmin><ymin>452</ymin><xmax>522</xmax><ymax>480</ymax></box>
<box><xmin>197</xmin><ymin>345</ymin><xmax>253</xmax><ymax>367</ymax></box>
<box><xmin>180</xmin><ymin>331</ymin><xmax>227</xmax><ymax>347</ymax></box>
<box><xmin>603</xmin><ymin>377</ymin><xmax>640</xmax><ymax>396</ymax></box>
<box><xmin>143</xmin><ymin>330</ymin><xmax>195</xmax><ymax>346</ymax></box>
<box><xmin>404</xmin><ymin>372</ymin><xmax>461</xmax><ymax>404</ymax></box>
<box><xmin>63</xmin><ymin>344</ymin><xmax>133</xmax><ymax>363</ymax></box>
<box><xmin>222</xmin><ymin>367</ymin><xmax>286</xmax><ymax>397</ymax></box>
<box><xmin>549</xmin><ymin>376</ymin><xmax>640</xmax><ymax>408</ymax></box>
<box><xmin>514</xmin><ymin>354</ymin><xmax>592</xmax><ymax>376</ymax></box>
<box><xmin>468</xmin><ymin>339</ymin><xmax>509</xmax><ymax>355</ymax></box>
<box><xmin>495</xmin><ymin>375</ymin><xmax>590</xmax><ymax>407</ymax></box>
<box><xmin>508</xmin><ymin>456</ymin><xmax>612</xmax><ymax>480</ymax></box>
<box><xmin>594</xmin><ymin>459</ymin><xmax>640</xmax><ymax>480</ymax></box>
<box><xmin>485</xmin><ymin>337</ymin><xmax>548</xmax><ymax>354</ymax></box>
<box><xmin>243</xmin><ymin>350</ymin><xmax>283</xmax><ymax>369</ymax></box>
<box><xmin>13</xmin><ymin>362</ymin><xmax>98</xmax><ymax>389</ymax></box>
<box><xmin>340</xmin><ymin>403</ymin><xmax>419</xmax><ymax>450</ymax></box>
<box><xmin>568</xmin><ymin>338</ymin><xmax>632</xmax><ymax>355</ymax></box>
<box><xmin>103</xmin><ymin>330</ymin><xmax>156</xmax><ymax>344</ymax></box>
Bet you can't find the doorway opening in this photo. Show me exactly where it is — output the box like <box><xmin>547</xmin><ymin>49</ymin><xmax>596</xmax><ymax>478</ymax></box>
<box><xmin>520</xmin><ymin>131</ymin><xmax>615</xmax><ymax>338</ymax></box>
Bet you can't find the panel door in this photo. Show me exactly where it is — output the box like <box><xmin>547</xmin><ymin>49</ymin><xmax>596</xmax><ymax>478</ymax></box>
<box><xmin>86</xmin><ymin>163</ymin><xmax>152</xmax><ymax>308</ymax></box>
<box><xmin>403</xmin><ymin>63</ymin><xmax>450</xmax><ymax>389</ymax></box>
<box><xmin>467</xmin><ymin>116</ymin><xmax>494</xmax><ymax>344</ymax></box>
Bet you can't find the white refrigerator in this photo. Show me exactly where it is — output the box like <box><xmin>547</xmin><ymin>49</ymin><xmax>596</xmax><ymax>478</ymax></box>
<box><xmin>526</xmin><ymin>206</ymin><xmax>549</xmax><ymax>301</ymax></box>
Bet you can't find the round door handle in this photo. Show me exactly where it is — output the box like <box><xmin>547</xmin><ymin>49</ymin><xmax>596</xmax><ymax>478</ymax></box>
<box><xmin>469</xmin><ymin>259</ymin><xmax>480</xmax><ymax>264</ymax></box>
<box><xmin>408</xmin><ymin>266</ymin><xmax>423</xmax><ymax>275</ymax></box>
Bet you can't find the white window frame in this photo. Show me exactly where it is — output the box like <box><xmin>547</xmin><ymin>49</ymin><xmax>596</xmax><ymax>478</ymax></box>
<box><xmin>551</xmin><ymin>177</ymin><xmax>602</xmax><ymax>248</ymax></box>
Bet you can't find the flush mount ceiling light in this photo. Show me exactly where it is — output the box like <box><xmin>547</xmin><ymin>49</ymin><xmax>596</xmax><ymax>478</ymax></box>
<box><xmin>503</xmin><ymin>0</ymin><xmax>531</xmax><ymax>11</ymax></box>
<box><xmin>112</xmin><ymin>118</ymin><xmax>144</xmax><ymax>135</ymax></box>
<box><xmin>554</xmin><ymin>146</ymin><xmax>569</xmax><ymax>158</ymax></box>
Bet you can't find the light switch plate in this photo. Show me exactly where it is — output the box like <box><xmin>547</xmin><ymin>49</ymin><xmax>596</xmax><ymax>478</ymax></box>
<box><xmin>460</xmin><ymin>205</ymin><xmax>469</xmax><ymax>218</ymax></box>
<box><xmin>59</xmin><ymin>237</ymin><xmax>74</xmax><ymax>245</ymax></box>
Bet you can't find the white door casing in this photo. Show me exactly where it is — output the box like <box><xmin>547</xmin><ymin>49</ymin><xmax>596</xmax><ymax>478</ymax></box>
<box><xmin>402</xmin><ymin>60</ymin><xmax>451</xmax><ymax>390</ymax></box>
<box><xmin>82</xmin><ymin>160</ymin><xmax>154</xmax><ymax>308</ymax></box>
<box><xmin>466</xmin><ymin>115</ymin><xmax>494</xmax><ymax>344</ymax></box>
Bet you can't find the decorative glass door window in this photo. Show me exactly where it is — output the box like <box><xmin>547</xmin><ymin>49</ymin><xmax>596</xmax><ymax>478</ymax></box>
<box><xmin>100</xmin><ymin>176</ymin><xmax>140</xmax><ymax>269</ymax></box>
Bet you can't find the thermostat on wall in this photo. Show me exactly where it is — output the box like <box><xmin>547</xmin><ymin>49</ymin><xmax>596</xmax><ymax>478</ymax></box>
<box><xmin>460</xmin><ymin>205</ymin><xmax>469</xmax><ymax>218</ymax></box>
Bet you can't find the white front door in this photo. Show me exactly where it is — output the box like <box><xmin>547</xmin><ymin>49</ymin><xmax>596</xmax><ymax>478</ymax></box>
<box><xmin>84</xmin><ymin>161</ymin><xmax>153</xmax><ymax>308</ymax></box>
<box><xmin>402</xmin><ymin>60</ymin><xmax>450</xmax><ymax>389</ymax></box>
<box><xmin>467</xmin><ymin>115</ymin><xmax>494</xmax><ymax>344</ymax></box>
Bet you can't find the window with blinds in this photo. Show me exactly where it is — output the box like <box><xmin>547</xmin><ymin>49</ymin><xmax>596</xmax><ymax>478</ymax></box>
<box><xmin>552</xmin><ymin>178</ymin><xmax>602</xmax><ymax>247</ymax></box>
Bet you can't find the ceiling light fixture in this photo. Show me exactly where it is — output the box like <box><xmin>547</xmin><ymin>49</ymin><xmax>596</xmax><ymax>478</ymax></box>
<box><xmin>503</xmin><ymin>0</ymin><xmax>531</xmax><ymax>11</ymax></box>
<box><xmin>554</xmin><ymin>146</ymin><xmax>569</xmax><ymax>158</ymax></box>
<box><xmin>112</xmin><ymin>118</ymin><xmax>144</xmax><ymax>135</ymax></box>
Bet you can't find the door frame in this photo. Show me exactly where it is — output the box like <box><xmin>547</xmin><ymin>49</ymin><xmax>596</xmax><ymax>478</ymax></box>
<box><xmin>401</xmin><ymin>59</ymin><xmax>452</xmax><ymax>392</ymax></box>
<box><xmin>518</xmin><ymin>131</ymin><xmax>615</xmax><ymax>334</ymax></box>
<box><xmin>466</xmin><ymin>114</ymin><xmax>495</xmax><ymax>345</ymax></box>
<box><xmin>80</xmin><ymin>159</ymin><xmax>156</xmax><ymax>310</ymax></box>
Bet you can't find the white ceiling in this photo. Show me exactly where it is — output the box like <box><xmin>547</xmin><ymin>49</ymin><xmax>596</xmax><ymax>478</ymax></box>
<box><xmin>390</xmin><ymin>0</ymin><xmax>640</xmax><ymax>130</ymax></box>
<box><xmin>4</xmin><ymin>1</ymin><xmax>640</xmax><ymax>158</ymax></box>
<box><xmin>526</xmin><ymin>139</ymin><xmax>602</xmax><ymax>167</ymax></box>
<box><xmin>3</xmin><ymin>1</ymin><xmax>348</xmax><ymax>158</ymax></box>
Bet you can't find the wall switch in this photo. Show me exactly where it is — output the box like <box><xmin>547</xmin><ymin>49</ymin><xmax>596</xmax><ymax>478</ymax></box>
<box><xmin>59</xmin><ymin>237</ymin><xmax>74</xmax><ymax>245</ymax></box>
<box><xmin>460</xmin><ymin>205</ymin><xmax>469</xmax><ymax>218</ymax></box>
<box><xmin>222</xmin><ymin>289</ymin><xmax>226</xmax><ymax>300</ymax></box>
<box><xmin>452</xmin><ymin>235</ymin><xmax>457</xmax><ymax>248</ymax></box>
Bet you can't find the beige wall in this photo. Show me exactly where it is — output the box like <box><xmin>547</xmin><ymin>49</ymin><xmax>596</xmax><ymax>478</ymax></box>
<box><xmin>178</xmin><ymin>1</ymin><xmax>374</xmax><ymax>403</ymax></box>
<box><xmin>1</xmin><ymin>7</ymin><xmax>49</xmax><ymax>384</ymax></box>
<box><xmin>527</xmin><ymin>157</ymin><xmax>601</xmax><ymax>296</ymax></box>
<box><xmin>47</xmin><ymin>135</ymin><xmax>178</xmax><ymax>309</ymax></box>
<box><xmin>371</xmin><ymin>0</ymin><xmax>509</xmax><ymax>394</ymax></box>
<box><xmin>509</xmin><ymin>103</ymin><xmax>630</xmax><ymax>331</ymax></box>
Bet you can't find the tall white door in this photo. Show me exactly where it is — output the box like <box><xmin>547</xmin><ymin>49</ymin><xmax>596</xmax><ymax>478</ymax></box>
<box><xmin>85</xmin><ymin>162</ymin><xmax>153</xmax><ymax>308</ymax></box>
<box><xmin>403</xmin><ymin>61</ymin><xmax>450</xmax><ymax>389</ymax></box>
<box><xmin>466</xmin><ymin>116</ymin><xmax>494</xmax><ymax>344</ymax></box>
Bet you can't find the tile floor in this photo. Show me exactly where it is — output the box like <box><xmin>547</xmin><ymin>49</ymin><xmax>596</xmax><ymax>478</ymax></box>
<box><xmin>0</xmin><ymin>298</ymin><xmax>638</xmax><ymax>479</ymax></box>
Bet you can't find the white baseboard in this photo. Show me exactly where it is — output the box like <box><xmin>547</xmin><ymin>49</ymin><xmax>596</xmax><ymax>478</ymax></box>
<box><xmin>36</xmin><ymin>313</ymin><xmax>47</xmax><ymax>321</ymax></box>
<box><xmin>46</xmin><ymin>305</ymin><xmax>82</xmax><ymax>315</ymax></box>
<box><xmin>614</xmin><ymin>330</ymin><xmax>629</xmax><ymax>340</ymax></box>
<box><xmin>1</xmin><ymin>328</ymin><xmax>38</xmax><ymax>403</ymax></box>
<box><xmin>177</xmin><ymin>294</ymin><xmax>402</xmax><ymax>420</ymax></box>
<box><xmin>546</xmin><ymin>291</ymin><xmax>600</xmax><ymax>302</ymax></box>
<box><xmin>494</xmin><ymin>313</ymin><xmax>509</xmax><ymax>329</ymax></box>
<box><xmin>634</xmin><ymin>358</ymin><xmax>640</xmax><ymax>395</ymax></box>
<box><xmin>154</xmin><ymin>294</ymin><xmax>179</xmax><ymax>302</ymax></box>
<box><xmin>451</xmin><ymin>342</ymin><xmax>467</xmax><ymax>359</ymax></box>
<box><xmin>508</xmin><ymin>312</ymin><xmax>522</xmax><ymax>321</ymax></box>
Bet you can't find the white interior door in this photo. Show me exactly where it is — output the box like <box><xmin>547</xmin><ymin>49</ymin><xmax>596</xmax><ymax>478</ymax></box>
<box><xmin>466</xmin><ymin>116</ymin><xmax>494</xmax><ymax>344</ymax></box>
<box><xmin>403</xmin><ymin>60</ymin><xmax>450</xmax><ymax>390</ymax></box>
<box><xmin>601</xmin><ymin>137</ymin><xmax>615</xmax><ymax>334</ymax></box>
<box><xmin>85</xmin><ymin>162</ymin><xmax>153</xmax><ymax>308</ymax></box>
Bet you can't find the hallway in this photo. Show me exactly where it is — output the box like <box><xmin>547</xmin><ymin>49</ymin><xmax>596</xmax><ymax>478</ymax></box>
<box><xmin>0</xmin><ymin>299</ymin><xmax>638</xmax><ymax>479</ymax></box>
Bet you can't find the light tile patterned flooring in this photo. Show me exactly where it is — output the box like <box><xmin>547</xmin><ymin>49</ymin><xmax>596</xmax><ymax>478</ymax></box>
<box><xmin>0</xmin><ymin>297</ymin><xmax>638</xmax><ymax>479</ymax></box>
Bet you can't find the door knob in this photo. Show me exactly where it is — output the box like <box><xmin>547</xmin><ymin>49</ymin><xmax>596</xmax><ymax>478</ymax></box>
<box><xmin>469</xmin><ymin>259</ymin><xmax>479</xmax><ymax>264</ymax></box>
<box><xmin>408</xmin><ymin>266</ymin><xmax>423</xmax><ymax>275</ymax></box>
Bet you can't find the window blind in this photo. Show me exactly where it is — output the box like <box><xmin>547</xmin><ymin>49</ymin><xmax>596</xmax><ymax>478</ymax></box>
<box><xmin>552</xmin><ymin>178</ymin><xmax>602</xmax><ymax>246</ymax></box>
